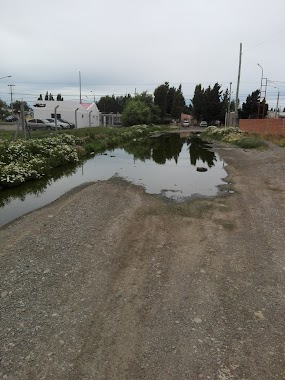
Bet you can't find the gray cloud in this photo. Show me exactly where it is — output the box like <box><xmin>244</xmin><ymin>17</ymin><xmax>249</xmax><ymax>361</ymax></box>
<box><xmin>1</xmin><ymin>0</ymin><xmax>284</xmax><ymax>109</ymax></box>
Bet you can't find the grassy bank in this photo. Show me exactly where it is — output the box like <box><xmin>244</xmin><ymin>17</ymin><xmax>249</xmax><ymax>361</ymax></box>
<box><xmin>0</xmin><ymin>125</ymin><xmax>166</xmax><ymax>189</ymax></box>
<box><xmin>201</xmin><ymin>126</ymin><xmax>268</xmax><ymax>149</ymax></box>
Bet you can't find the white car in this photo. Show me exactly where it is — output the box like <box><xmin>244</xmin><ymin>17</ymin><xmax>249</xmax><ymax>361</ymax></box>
<box><xmin>27</xmin><ymin>118</ymin><xmax>62</xmax><ymax>130</ymax></box>
<box><xmin>182</xmin><ymin>120</ymin><xmax>190</xmax><ymax>127</ymax></box>
<box><xmin>199</xmin><ymin>121</ymin><xmax>208</xmax><ymax>127</ymax></box>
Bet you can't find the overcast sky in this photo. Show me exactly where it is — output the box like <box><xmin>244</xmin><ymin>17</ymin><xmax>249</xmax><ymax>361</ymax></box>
<box><xmin>1</xmin><ymin>0</ymin><xmax>284</xmax><ymax>109</ymax></box>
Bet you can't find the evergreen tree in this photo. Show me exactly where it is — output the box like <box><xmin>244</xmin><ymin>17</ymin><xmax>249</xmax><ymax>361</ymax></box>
<box><xmin>154</xmin><ymin>82</ymin><xmax>169</xmax><ymax>121</ymax></box>
<box><xmin>192</xmin><ymin>84</ymin><xmax>205</xmax><ymax>121</ymax></box>
<box><xmin>239</xmin><ymin>89</ymin><xmax>263</xmax><ymax>119</ymax></box>
<box><xmin>96</xmin><ymin>94</ymin><xmax>131</xmax><ymax>113</ymax></box>
<box><xmin>171</xmin><ymin>85</ymin><xmax>185</xmax><ymax>120</ymax></box>
<box><xmin>154</xmin><ymin>82</ymin><xmax>186</xmax><ymax>122</ymax></box>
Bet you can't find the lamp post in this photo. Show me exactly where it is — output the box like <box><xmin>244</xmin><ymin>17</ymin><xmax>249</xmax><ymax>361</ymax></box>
<box><xmin>257</xmin><ymin>63</ymin><xmax>263</xmax><ymax>84</ymax></box>
<box><xmin>274</xmin><ymin>87</ymin><xmax>280</xmax><ymax>119</ymax></box>
<box><xmin>90</xmin><ymin>91</ymin><xmax>95</xmax><ymax>103</ymax></box>
<box><xmin>0</xmin><ymin>75</ymin><xmax>11</xmax><ymax>80</ymax></box>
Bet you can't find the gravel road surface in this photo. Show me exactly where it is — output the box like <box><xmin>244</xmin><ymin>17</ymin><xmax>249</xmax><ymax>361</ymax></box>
<box><xmin>1</xmin><ymin>142</ymin><xmax>285</xmax><ymax>379</ymax></box>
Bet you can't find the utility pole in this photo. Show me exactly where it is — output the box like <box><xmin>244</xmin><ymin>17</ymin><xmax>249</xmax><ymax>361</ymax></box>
<box><xmin>227</xmin><ymin>82</ymin><xmax>232</xmax><ymax>127</ymax></box>
<box><xmin>234</xmin><ymin>43</ymin><xmax>242</xmax><ymax>127</ymax></box>
<box><xmin>8</xmin><ymin>84</ymin><xmax>15</xmax><ymax>111</ymax></box>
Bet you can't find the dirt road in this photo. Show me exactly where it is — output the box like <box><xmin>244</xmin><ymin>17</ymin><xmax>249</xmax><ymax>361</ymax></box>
<box><xmin>1</xmin><ymin>142</ymin><xmax>285</xmax><ymax>379</ymax></box>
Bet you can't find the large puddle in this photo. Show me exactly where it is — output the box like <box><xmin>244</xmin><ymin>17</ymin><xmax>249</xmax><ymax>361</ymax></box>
<box><xmin>0</xmin><ymin>133</ymin><xmax>229</xmax><ymax>227</ymax></box>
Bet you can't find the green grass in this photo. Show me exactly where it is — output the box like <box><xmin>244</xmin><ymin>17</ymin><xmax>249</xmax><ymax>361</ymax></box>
<box><xmin>0</xmin><ymin>125</ymin><xmax>170</xmax><ymax>142</ymax></box>
<box><xmin>234</xmin><ymin>137</ymin><xmax>267</xmax><ymax>149</ymax></box>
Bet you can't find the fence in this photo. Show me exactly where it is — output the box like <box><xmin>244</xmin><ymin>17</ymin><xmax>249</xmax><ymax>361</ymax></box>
<box><xmin>239</xmin><ymin>118</ymin><xmax>285</xmax><ymax>136</ymax></box>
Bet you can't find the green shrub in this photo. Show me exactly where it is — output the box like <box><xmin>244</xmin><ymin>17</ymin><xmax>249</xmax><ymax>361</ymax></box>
<box><xmin>235</xmin><ymin>137</ymin><xmax>267</xmax><ymax>149</ymax></box>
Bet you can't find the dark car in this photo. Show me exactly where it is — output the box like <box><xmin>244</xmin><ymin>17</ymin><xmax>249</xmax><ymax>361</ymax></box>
<box><xmin>5</xmin><ymin>115</ymin><xmax>18</xmax><ymax>122</ymax></box>
<box><xmin>47</xmin><ymin>118</ymin><xmax>70</xmax><ymax>129</ymax></box>
<box><xmin>58</xmin><ymin>118</ymin><xmax>75</xmax><ymax>129</ymax></box>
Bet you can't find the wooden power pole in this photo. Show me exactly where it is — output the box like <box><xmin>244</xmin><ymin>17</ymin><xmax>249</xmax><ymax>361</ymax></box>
<box><xmin>234</xmin><ymin>43</ymin><xmax>242</xmax><ymax>127</ymax></box>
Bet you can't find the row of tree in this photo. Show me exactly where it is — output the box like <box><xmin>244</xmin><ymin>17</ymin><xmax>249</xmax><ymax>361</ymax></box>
<box><xmin>97</xmin><ymin>82</ymin><xmax>236</xmax><ymax>126</ymax></box>
<box><xmin>1</xmin><ymin>82</ymin><xmax>280</xmax><ymax>125</ymax></box>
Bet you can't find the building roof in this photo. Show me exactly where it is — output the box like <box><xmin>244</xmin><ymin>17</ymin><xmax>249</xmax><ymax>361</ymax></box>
<box><xmin>81</xmin><ymin>103</ymin><xmax>93</xmax><ymax>109</ymax></box>
<box><xmin>33</xmin><ymin>100</ymin><xmax>99</xmax><ymax>113</ymax></box>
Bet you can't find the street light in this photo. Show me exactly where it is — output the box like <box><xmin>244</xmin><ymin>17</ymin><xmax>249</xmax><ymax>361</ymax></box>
<box><xmin>0</xmin><ymin>75</ymin><xmax>11</xmax><ymax>80</ymax></box>
<box><xmin>257</xmin><ymin>63</ymin><xmax>263</xmax><ymax>81</ymax></box>
<box><xmin>90</xmin><ymin>90</ymin><xmax>95</xmax><ymax>103</ymax></box>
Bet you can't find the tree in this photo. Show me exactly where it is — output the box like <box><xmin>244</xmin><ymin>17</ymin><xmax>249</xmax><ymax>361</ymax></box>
<box><xmin>154</xmin><ymin>82</ymin><xmax>169</xmax><ymax>121</ymax></box>
<box><xmin>192</xmin><ymin>83</ymin><xmax>227</xmax><ymax>123</ymax></box>
<box><xmin>239</xmin><ymin>89</ymin><xmax>268</xmax><ymax>119</ymax></box>
<box><xmin>121</xmin><ymin>98</ymin><xmax>152</xmax><ymax>126</ymax></box>
<box><xmin>170</xmin><ymin>85</ymin><xmax>185</xmax><ymax>120</ymax></box>
<box><xmin>0</xmin><ymin>99</ymin><xmax>7</xmax><ymax>110</ymax></box>
<box><xmin>203</xmin><ymin>83</ymin><xmax>223</xmax><ymax>122</ymax></box>
<box><xmin>192</xmin><ymin>84</ymin><xmax>205</xmax><ymax>121</ymax></box>
<box><xmin>96</xmin><ymin>94</ymin><xmax>131</xmax><ymax>113</ymax></box>
<box><xmin>0</xmin><ymin>99</ymin><xmax>9</xmax><ymax>119</ymax></box>
<box><xmin>12</xmin><ymin>100</ymin><xmax>30</xmax><ymax>113</ymax></box>
<box><xmin>154</xmin><ymin>82</ymin><xmax>186</xmax><ymax>122</ymax></box>
<box><xmin>134</xmin><ymin>92</ymin><xmax>161</xmax><ymax>124</ymax></box>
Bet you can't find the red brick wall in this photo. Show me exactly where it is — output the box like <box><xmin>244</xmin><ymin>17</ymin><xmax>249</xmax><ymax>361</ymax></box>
<box><xmin>239</xmin><ymin>119</ymin><xmax>285</xmax><ymax>136</ymax></box>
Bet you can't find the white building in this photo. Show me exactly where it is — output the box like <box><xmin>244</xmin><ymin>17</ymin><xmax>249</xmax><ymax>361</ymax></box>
<box><xmin>33</xmin><ymin>100</ymin><xmax>100</xmax><ymax>128</ymax></box>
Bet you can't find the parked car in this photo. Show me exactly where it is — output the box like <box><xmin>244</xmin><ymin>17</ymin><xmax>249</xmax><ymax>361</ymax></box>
<box><xmin>5</xmin><ymin>115</ymin><xmax>18</xmax><ymax>122</ymax></box>
<box><xmin>199</xmin><ymin>121</ymin><xmax>208</xmax><ymax>127</ymax></box>
<box><xmin>27</xmin><ymin>118</ymin><xmax>62</xmax><ymax>130</ymax></box>
<box><xmin>47</xmin><ymin>118</ymin><xmax>70</xmax><ymax>129</ymax></box>
<box><xmin>182</xmin><ymin>120</ymin><xmax>190</xmax><ymax>127</ymax></box>
<box><xmin>58</xmin><ymin>118</ymin><xmax>75</xmax><ymax>129</ymax></box>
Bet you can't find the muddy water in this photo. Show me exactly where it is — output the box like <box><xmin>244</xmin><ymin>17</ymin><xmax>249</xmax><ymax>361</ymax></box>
<box><xmin>0</xmin><ymin>134</ymin><xmax>228</xmax><ymax>226</ymax></box>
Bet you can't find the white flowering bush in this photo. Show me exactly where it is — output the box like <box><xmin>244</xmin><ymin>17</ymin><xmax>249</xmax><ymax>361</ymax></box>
<box><xmin>204</xmin><ymin>126</ymin><xmax>241</xmax><ymax>139</ymax></box>
<box><xmin>203</xmin><ymin>126</ymin><xmax>243</xmax><ymax>143</ymax></box>
<box><xmin>203</xmin><ymin>126</ymin><xmax>266</xmax><ymax>149</ymax></box>
<box><xmin>0</xmin><ymin>135</ymin><xmax>79</xmax><ymax>188</ymax></box>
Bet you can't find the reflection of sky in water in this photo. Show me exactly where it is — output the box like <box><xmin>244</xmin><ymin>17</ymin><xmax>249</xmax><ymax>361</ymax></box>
<box><xmin>0</xmin><ymin>143</ymin><xmax>227</xmax><ymax>227</ymax></box>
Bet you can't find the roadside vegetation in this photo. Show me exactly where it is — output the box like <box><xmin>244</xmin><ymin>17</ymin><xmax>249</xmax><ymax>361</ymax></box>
<box><xmin>202</xmin><ymin>126</ymin><xmax>268</xmax><ymax>149</ymax></box>
<box><xmin>0</xmin><ymin>125</ymin><xmax>165</xmax><ymax>189</ymax></box>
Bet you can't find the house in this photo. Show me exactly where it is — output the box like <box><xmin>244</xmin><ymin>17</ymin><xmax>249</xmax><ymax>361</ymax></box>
<box><xmin>180</xmin><ymin>113</ymin><xmax>194</xmax><ymax>125</ymax></box>
<box><xmin>33</xmin><ymin>100</ymin><xmax>100</xmax><ymax>128</ymax></box>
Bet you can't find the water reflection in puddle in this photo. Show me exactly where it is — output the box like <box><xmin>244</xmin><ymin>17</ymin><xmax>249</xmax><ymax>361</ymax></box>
<box><xmin>0</xmin><ymin>134</ymin><xmax>228</xmax><ymax>226</ymax></box>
